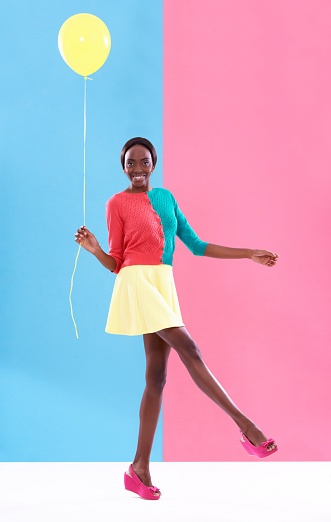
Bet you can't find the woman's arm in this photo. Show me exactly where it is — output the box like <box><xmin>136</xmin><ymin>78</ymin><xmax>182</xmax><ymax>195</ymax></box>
<box><xmin>93</xmin><ymin>245</ymin><xmax>117</xmax><ymax>272</ymax></box>
<box><xmin>204</xmin><ymin>243</ymin><xmax>279</xmax><ymax>266</ymax></box>
<box><xmin>204</xmin><ymin>243</ymin><xmax>252</xmax><ymax>259</ymax></box>
<box><xmin>105</xmin><ymin>197</ymin><xmax>124</xmax><ymax>274</ymax></box>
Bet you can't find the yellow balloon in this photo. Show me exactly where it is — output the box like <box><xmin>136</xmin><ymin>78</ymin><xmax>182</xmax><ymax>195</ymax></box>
<box><xmin>58</xmin><ymin>13</ymin><xmax>111</xmax><ymax>77</ymax></box>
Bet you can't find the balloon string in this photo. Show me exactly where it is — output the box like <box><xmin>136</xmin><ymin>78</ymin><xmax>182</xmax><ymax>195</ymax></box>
<box><xmin>69</xmin><ymin>244</ymin><xmax>81</xmax><ymax>338</ymax></box>
<box><xmin>69</xmin><ymin>76</ymin><xmax>91</xmax><ymax>339</ymax></box>
<box><xmin>83</xmin><ymin>76</ymin><xmax>86</xmax><ymax>227</ymax></box>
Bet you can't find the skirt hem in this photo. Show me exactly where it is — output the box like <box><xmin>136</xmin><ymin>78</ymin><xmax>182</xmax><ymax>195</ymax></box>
<box><xmin>105</xmin><ymin>321</ymin><xmax>185</xmax><ymax>336</ymax></box>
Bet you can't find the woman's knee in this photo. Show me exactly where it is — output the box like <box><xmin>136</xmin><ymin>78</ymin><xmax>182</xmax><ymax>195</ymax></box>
<box><xmin>177</xmin><ymin>339</ymin><xmax>202</xmax><ymax>364</ymax></box>
<box><xmin>145</xmin><ymin>367</ymin><xmax>167</xmax><ymax>395</ymax></box>
<box><xmin>155</xmin><ymin>327</ymin><xmax>202</xmax><ymax>362</ymax></box>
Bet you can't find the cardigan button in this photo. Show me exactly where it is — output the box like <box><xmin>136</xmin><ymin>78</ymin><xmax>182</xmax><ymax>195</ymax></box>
<box><xmin>161</xmin><ymin>247</ymin><xmax>164</xmax><ymax>250</ymax></box>
<box><xmin>149</xmin><ymin>201</ymin><xmax>152</xmax><ymax>204</ymax></box>
<box><xmin>161</xmin><ymin>234</ymin><xmax>164</xmax><ymax>237</ymax></box>
<box><xmin>159</xmin><ymin>221</ymin><xmax>162</xmax><ymax>224</ymax></box>
<box><xmin>160</xmin><ymin>259</ymin><xmax>163</xmax><ymax>262</ymax></box>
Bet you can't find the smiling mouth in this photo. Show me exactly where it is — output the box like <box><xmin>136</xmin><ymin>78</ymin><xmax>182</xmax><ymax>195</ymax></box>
<box><xmin>132</xmin><ymin>175</ymin><xmax>146</xmax><ymax>180</ymax></box>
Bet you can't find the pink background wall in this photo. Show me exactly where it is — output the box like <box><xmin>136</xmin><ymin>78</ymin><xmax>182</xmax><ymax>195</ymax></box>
<box><xmin>163</xmin><ymin>0</ymin><xmax>331</xmax><ymax>461</ymax></box>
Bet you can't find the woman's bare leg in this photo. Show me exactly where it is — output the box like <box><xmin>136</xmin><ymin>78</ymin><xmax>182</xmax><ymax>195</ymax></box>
<box><xmin>126</xmin><ymin>332</ymin><xmax>171</xmax><ymax>495</ymax></box>
<box><xmin>155</xmin><ymin>326</ymin><xmax>277</xmax><ymax>451</ymax></box>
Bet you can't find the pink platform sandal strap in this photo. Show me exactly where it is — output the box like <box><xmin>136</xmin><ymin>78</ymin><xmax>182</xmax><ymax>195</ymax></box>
<box><xmin>260</xmin><ymin>438</ymin><xmax>276</xmax><ymax>448</ymax></box>
<box><xmin>149</xmin><ymin>485</ymin><xmax>160</xmax><ymax>493</ymax></box>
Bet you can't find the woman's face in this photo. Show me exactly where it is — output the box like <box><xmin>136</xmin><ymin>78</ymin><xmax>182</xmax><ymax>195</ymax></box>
<box><xmin>124</xmin><ymin>144</ymin><xmax>154</xmax><ymax>191</ymax></box>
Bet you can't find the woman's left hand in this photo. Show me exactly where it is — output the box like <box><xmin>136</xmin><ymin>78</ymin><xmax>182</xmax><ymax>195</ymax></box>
<box><xmin>250</xmin><ymin>249</ymin><xmax>279</xmax><ymax>267</ymax></box>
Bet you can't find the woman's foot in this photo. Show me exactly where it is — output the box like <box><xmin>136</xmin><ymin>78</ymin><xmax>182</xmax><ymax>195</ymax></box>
<box><xmin>239</xmin><ymin>420</ymin><xmax>277</xmax><ymax>451</ymax></box>
<box><xmin>126</xmin><ymin>463</ymin><xmax>161</xmax><ymax>497</ymax></box>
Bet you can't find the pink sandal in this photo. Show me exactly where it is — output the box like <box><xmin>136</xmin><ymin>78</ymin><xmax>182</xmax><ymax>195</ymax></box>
<box><xmin>239</xmin><ymin>429</ymin><xmax>278</xmax><ymax>458</ymax></box>
<box><xmin>124</xmin><ymin>464</ymin><xmax>161</xmax><ymax>500</ymax></box>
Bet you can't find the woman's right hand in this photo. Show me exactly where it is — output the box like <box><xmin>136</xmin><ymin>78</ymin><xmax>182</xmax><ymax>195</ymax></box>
<box><xmin>74</xmin><ymin>226</ymin><xmax>100</xmax><ymax>255</ymax></box>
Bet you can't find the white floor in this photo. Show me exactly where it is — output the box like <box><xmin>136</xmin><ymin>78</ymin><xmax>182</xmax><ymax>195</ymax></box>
<box><xmin>0</xmin><ymin>462</ymin><xmax>330</xmax><ymax>522</ymax></box>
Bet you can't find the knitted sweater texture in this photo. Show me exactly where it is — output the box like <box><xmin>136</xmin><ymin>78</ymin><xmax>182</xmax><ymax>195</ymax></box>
<box><xmin>105</xmin><ymin>187</ymin><xmax>208</xmax><ymax>274</ymax></box>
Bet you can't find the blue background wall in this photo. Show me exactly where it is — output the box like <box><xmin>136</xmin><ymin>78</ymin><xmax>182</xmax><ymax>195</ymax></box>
<box><xmin>0</xmin><ymin>0</ymin><xmax>163</xmax><ymax>461</ymax></box>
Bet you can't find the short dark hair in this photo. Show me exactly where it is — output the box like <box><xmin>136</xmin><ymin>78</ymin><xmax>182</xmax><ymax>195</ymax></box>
<box><xmin>121</xmin><ymin>137</ymin><xmax>157</xmax><ymax>170</ymax></box>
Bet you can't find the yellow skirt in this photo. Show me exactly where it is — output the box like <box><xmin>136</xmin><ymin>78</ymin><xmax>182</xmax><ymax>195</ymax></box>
<box><xmin>105</xmin><ymin>264</ymin><xmax>185</xmax><ymax>336</ymax></box>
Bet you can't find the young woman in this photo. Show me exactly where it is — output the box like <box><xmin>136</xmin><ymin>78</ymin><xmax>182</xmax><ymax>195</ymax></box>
<box><xmin>75</xmin><ymin>137</ymin><xmax>279</xmax><ymax>500</ymax></box>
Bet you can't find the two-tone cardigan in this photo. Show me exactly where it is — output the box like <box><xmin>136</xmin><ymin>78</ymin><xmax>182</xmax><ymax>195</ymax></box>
<box><xmin>105</xmin><ymin>187</ymin><xmax>208</xmax><ymax>274</ymax></box>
